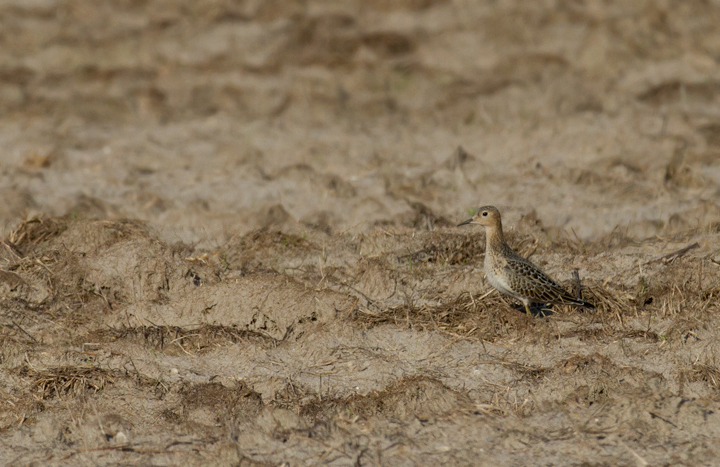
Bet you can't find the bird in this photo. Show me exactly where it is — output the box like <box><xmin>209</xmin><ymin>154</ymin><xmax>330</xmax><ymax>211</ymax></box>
<box><xmin>457</xmin><ymin>205</ymin><xmax>594</xmax><ymax>316</ymax></box>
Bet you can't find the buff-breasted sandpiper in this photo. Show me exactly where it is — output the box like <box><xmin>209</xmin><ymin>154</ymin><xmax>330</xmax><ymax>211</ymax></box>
<box><xmin>458</xmin><ymin>205</ymin><xmax>594</xmax><ymax>315</ymax></box>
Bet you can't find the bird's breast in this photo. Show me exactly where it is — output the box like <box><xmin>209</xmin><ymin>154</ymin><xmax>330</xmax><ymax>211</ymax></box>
<box><xmin>484</xmin><ymin>256</ymin><xmax>515</xmax><ymax>297</ymax></box>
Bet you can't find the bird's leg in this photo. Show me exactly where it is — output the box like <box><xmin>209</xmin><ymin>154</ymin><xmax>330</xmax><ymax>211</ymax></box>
<box><xmin>523</xmin><ymin>300</ymin><xmax>532</xmax><ymax>316</ymax></box>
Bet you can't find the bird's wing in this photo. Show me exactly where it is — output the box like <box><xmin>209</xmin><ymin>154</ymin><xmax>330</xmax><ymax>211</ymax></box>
<box><xmin>504</xmin><ymin>255</ymin><xmax>580</xmax><ymax>304</ymax></box>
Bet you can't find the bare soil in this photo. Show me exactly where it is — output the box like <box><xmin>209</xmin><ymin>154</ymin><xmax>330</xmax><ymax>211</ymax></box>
<box><xmin>2</xmin><ymin>1</ymin><xmax>720</xmax><ymax>465</ymax></box>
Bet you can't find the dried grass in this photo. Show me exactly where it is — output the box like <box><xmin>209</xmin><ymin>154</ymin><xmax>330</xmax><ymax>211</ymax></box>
<box><xmin>7</xmin><ymin>217</ymin><xmax>69</xmax><ymax>255</ymax></box>
<box><xmin>349</xmin><ymin>290</ymin><xmax>553</xmax><ymax>342</ymax></box>
<box><xmin>98</xmin><ymin>325</ymin><xmax>277</xmax><ymax>353</ymax></box>
<box><xmin>179</xmin><ymin>381</ymin><xmax>264</xmax><ymax>424</ymax></box>
<box><xmin>550</xmin><ymin>224</ymin><xmax>642</xmax><ymax>255</ymax></box>
<box><xmin>274</xmin><ymin>376</ymin><xmax>474</xmax><ymax>423</ymax></box>
<box><xmin>220</xmin><ymin>228</ymin><xmax>319</xmax><ymax>273</ymax></box>
<box><xmin>687</xmin><ymin>362</ymin><xmax>720</xmax><ymax>390</ymax></box>
<box><xmin>0</xmin><ymin>387</ymin><xmax>45</xmax><ymax>432</ymax></box>
<box><xmin>25</xmin><ymin>366</ymin><xmax>116</xmax><ymax>400</ymax></box>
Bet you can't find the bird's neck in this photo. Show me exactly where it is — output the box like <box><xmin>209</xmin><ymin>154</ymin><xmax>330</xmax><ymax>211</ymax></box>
<box><xmin>485</xmin><ymin>222</ymin><xmax>508</xmax><ymax>252</ymax></box>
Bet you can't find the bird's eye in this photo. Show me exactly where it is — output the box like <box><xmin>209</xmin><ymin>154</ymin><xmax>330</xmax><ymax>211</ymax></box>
<box><xmin>482</xmin><ymin>212</ymin><xmax>488</xmax><ymax>217</ymax></box>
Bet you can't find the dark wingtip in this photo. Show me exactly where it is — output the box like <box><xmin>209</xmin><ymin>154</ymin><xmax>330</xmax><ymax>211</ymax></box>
<box><xmin>561</xmin><ymin>296</ymin><xmax>596</xmax><ymax>309</ymax></box>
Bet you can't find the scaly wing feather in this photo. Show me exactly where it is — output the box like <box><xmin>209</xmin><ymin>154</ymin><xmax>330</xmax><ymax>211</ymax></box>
<box><xmin>503</xmin><ymin>255</ymin><xmax>586</xmax><ymax>306</ymax></box>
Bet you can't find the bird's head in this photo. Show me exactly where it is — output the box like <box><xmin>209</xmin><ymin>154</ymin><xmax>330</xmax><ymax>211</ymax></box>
<box><xmin>457</xmin><ymin>205</ymin><xmax>502</xmax><ymax>228</ymax></box>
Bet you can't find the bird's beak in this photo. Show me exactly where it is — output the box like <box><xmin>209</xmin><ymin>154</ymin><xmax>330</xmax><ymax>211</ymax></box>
<box><xmin>457</xmin><ymin>218</ymin><xmax>473</xmax><ymax>227</ymax></box>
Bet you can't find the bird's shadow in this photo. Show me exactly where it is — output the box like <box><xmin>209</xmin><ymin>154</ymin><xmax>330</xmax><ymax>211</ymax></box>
<box><xmin>512</xmin><ymin>303</ymin><xmax>554</xmax><ymax>318</ymax></box>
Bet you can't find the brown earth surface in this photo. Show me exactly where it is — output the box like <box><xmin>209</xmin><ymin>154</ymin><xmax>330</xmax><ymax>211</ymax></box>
<box><xmin>2</xmin><ymin>0</ymin><xmax>720</xmax><ymax>465</ymax></box>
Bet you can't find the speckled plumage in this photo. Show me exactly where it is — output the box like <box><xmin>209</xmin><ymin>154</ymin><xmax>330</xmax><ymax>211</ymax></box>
<box><xmin>458</xmin><ymin>205</ymin><xmax>594</xmax><ymax>315</ymax></box>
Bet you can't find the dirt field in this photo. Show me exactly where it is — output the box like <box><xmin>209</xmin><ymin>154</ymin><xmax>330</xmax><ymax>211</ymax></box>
<box><xmin>2</xmin><ymin>1</ymin><xmax>720</xmax><ymax>465</ymax></box>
